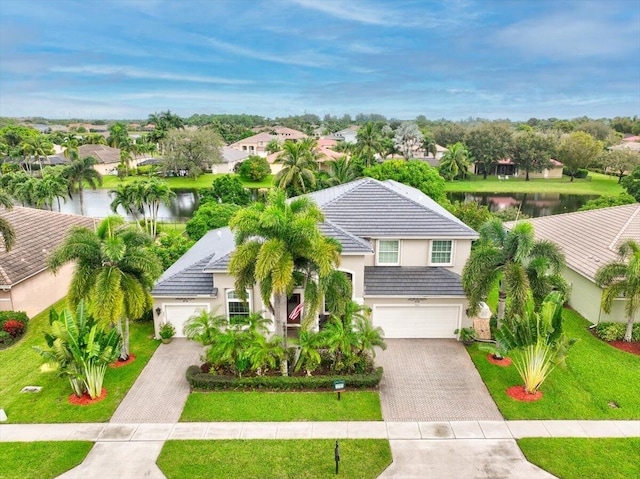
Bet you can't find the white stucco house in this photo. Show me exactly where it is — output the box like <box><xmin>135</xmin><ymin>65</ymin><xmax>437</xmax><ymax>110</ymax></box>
<box><xmin>505</xmin><ymin>204</ymin><xmax>640</xmax><ymax>325</ymax></box>
<box><xmin>151</xmin><ymin>178</ymin><xmax>479</xmax><ymax>339</ymax></box>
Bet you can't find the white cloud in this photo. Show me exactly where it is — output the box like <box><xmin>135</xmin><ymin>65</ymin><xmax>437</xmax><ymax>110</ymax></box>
<box><xmin>290</xmin><ymin>0</ymin><xmax>404</xmax><ymax>26</ymax></box>
<box><xmin>49</xmin><ymin>65</ymin><xmax>252</xmax><ymax>85</ymax></box>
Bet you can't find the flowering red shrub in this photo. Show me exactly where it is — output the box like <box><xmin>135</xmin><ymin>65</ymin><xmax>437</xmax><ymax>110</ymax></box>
<box><xmin>3</xmin><ymin>320</ymin><xmax>25</xmax><ymax>338</ymax></box>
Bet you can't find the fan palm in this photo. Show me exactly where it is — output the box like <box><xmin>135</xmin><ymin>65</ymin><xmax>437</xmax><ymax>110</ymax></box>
<box><xmin>595</xmin><ymin>239</ymin><xmax>640</xmax><ymax>342</ymax></box>
<box><xmin>47</xmin><ymin>216</ymin><xmax>162</xmax><ymax>359</ymax></box>
<box><xmin>63</xmin><ymin>152</ymin><xmax>103</xmax><ymax>215</ymax></box>
<box><xmin>463</xmin><ymin>218</ymin><xmax>566</xmax><ymax>325</ymax></box>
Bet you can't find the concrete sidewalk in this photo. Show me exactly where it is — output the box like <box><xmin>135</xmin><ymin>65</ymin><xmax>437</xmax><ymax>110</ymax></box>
<box><xmin>2</xmin><ymin>420</ymin><xmax>639</xmax><ymax>442</ymax></box>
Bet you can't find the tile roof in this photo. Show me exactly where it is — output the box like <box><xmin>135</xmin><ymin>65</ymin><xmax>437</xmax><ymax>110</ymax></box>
<box><xmin>364</xmin><ymin>266</ymin><xmax>465</xmax><ymax>296</ymax></box>
<box><xmin>151</xmin><ymin>254</ymin><xmax>217</xmax><ymax>296</ymax></box>
<box><xmin>304</xmin><ymin>178</ymin><xmax>478</xmax><ymax>238</ymax></box>
<box><xmin>0</xmin><ymin>207</ymin><xmax>97</xmax><ymax>287</ymax></box>
<box><xmin>229</xmin><ymin>132</ymin><xmax>276</xmax><ymax>147</ymax></box>
<box><xmin>221</xmin><ymin>146</ymin><xmax>251</xmax><ymax>163</ymax></box>
<box><xmin>78</xmin><ymin>144</ymin><xmax>121</xmax><ymax>164</ymax></box>
<box><xmin>504</xmin><ymin>204</ymin><xmax>640</xmax><ymax>282</ymax></box>
<box><xmin>319</xmin><ymin>221</ymin><xmax>373</xmax><ymax>254</ymax></box>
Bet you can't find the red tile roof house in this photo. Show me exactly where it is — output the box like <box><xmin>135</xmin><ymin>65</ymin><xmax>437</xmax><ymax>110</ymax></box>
<box><xmin>151</xmin><ymin>178</ymin><xmax>479</xmax><ymax>339</ymax></box>
<box><xmin>505</xmin><ymin>204</ymin><xmax>640</xmax><ymax>326</ymax></box>
<box><xmin>0</xmin><ymin>207</ymin><xmax>96</xmax><ymax>317</ymax></box>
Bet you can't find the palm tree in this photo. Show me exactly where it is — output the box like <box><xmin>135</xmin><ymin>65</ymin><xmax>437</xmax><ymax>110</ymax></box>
<box><xmin>422</xmin><ymin>136</ymin><xmax>437</xmax><ymax>158</ymax></box>
<box><xmin>355</xmin><ymin>122</ymin><xmax>382</xmax><ymax>167</ymax></box>
<box><xmin>274</xmin><ymin>140</ymin><xmax>318</xmax><ymax>194</ymax></box>
<box><xmin>34</xmin><ymin>172</ymin><xmax>68</xmax><ymax>211</ymax></box>
<box><xmin>595</xmin><ymin>239</ymin><xmax>640</xmax><ymax>342</ymax></box>
<box><xmin>325</xmin><ymin>156</ymin><xmax>359</xmax><ymax>186</ymax></box>
<box><xmin>291</xmin><ymin>329</ymin><xmax>322</xmax><ymax>375</ymax></box>
<box><xmin>63</xmin><ymin>152</ymin><xmax>103</xmax><ymax>215</ymax></box>
<box><xmin>439</xmin><ymin>142</ymin><xmax>471</xmax><ymax>180</ymax></box>
<box><xmin>228</xmin><ymin>189</ymin><xmax>342</xmax><ymax>374</ymax></box>
<box><xmin>47</xmin><ymin>216</ymin><xmax>162</xmax><ymax>359</ymax></box>
<box><xmin>0</xmin><ymin>188</ymin><xmax>16</xmax><ymax>252</ymax></box>
<box><xmin>140</xmin><ymin>177</ymin><xmax>176</xmax><ymax>237</ymax></box>
<box><xmin>183</xmin><ymin>308</ymin><xmax>228</xmax><ymax>345</ymax></box>
<box><xmin>463</xmin><ymin>219</ymin><xmax>566</xmax><ymax>326</ymax></box>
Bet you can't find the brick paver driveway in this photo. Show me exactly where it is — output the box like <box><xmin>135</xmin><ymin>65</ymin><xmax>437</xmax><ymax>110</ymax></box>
<box><xmin>376</xmin><ymin>339</ymin><xmax>502</xmax><ymax>421</ymax></box>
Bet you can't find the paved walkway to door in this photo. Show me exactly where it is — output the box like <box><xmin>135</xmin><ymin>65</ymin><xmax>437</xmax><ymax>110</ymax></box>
<box><xmin>376</xmin><ymin>339</ymin><xmax>502</xmax><ymax>421</ymax></box>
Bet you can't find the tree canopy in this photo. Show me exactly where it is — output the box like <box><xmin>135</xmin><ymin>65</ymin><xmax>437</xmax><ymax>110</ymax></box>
<box><xmin>363</xmin><ymin>160</ymin><xmax>446</xmax><ymax>203</ymax></box>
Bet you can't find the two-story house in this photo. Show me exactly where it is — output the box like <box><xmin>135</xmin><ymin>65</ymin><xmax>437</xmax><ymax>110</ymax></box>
<box><xmin>151</xmin><ymin>178</ymin><xmax>478</xmax><ymax>339</ymax></box>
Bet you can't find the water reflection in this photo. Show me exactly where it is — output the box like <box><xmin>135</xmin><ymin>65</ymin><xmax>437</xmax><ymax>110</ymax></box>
<box><xmin>446</xmin><ymin>192</ymin><xmax>598</xmax><ymax>218</ymax></box>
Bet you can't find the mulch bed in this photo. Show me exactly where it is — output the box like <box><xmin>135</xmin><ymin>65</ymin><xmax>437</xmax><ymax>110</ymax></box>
<box><xmin>487</xmin><ymin>354</ymin><xmax>512</xmax><ymax>367</ymax></box>
<box><xmin>506</xmin><ymin>385</ymin><xmax>543</xmax><ymax>402</ymax></box>
<box><xmin>109</xmin><ymin>354</ymin><xmax>136</xmax><ymax>368</ymax></box>
<box><xmin>68</xmin><ymin>388</ymin><xmax>107</xmax><ymax>406</ymax></box>
<box><xmin>607</xmin><ymin>341</ymin><xmax>640</xmax><ymax>356</ymax></box>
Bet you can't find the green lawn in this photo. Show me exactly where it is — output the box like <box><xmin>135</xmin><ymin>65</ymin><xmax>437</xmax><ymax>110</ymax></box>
<box><xmin>180</xmin><ymin>391</ymin><xmax>382</xmax><ymax>422</ymax></box>
<box><xmin>157</xmin><ymin>439</ymin><xmax>391</xmax><ymax>479</ymax></box>
<box><xmin>0</xmin><ymin>299</ymin><xmax>160</xmax><ymax>423</ymax></box>
<box><xmin>0</xmin><ymin>441</ymin><xmax>93</xmax><ymax>479</ymax></box>
<box><xmin>444</xmin><ymin>172</ymin><xmax>623</xmax><ymax>196</ymax></box>
<box><xmin>99</xmin><ymin>173</ymin><xmax>274</xmax><ymax>190</ymax></box>
<box><xmin>469</xmin><ymin>308</ymin><xmax>640</xmax><ymax>419</ymax></box>
<box><xmin>518</xmin><ymin>438</ymin><xmax>640</xmax><ymax>479</ymax></box>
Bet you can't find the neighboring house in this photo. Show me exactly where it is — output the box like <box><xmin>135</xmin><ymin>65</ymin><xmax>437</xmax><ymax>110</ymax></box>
<box><xmin>622</xmin><ymin>135</ymin><xmax>640</xmax><ymax>142</ymax></box>
<box><xmin>228</xmin><ymin>132</ymin><xmax>276</xmax><ymax>158</ymax></box>
<box><xmin>76</xmin><ymin>144</ymin><xmax>146</xmax><ymax>175</ymax></box>
<box><xmin>327</xmin><ymin>126</ymin><xmax>359</xmax><ymax>144</ymax></box>
<box><xmin>0</xmin><ymin>207</ymin><xmax>96</xmax><ymax>317</ymax></box>
<box><xmin>211</xmin><ymin>147</ymin><xmax>251</xmax><ymax>174</ymax></box>
<box><xmin>152</xmin><ymin>178</ymin><xmax>479</xmax><ymax>339</ymax></box>
<box><xmin>609</xmin><ymin>142</ymin><xmax>640</xmax><ymax>153</ymax></box>
<box><xmin>272</xmin><ymin>126</ymin><xmax>307</xmax><ymax>142</ymax></box>
<box><xmin>473</xmin><ymin>158</ymin><xmax>563</xmax><ymax>179</ymax></box>
<box><xmin>505</xmin><ymin>204</ymin><xmax>640</xmax><ymax>325</ymax></box>
<box><xmin>409</xmin><ymin>144</ymin><xmax>448</xmax><ymax>167</ymax></box>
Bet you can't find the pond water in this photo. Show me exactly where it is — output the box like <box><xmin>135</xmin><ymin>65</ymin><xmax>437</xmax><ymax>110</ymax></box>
<box><xmin>56</xmin><ymin>188</ymin><xmax>200</xmax><ymax>221</ymax></box>
<box><xmin>53</xmin><ymin>188</ymin><xmax>597</xmax><ymax>221</ymax></box>
<box><xmin>446</xmin><ymin>192</ymin><xmax>598</xmax><ymax>218</ymax></box>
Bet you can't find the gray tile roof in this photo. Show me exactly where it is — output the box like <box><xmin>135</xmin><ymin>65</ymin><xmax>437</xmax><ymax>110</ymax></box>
<box><xmin>364</xmin><ymin>266</ymin><xmax>466</xmax><ymax>297</ymax></box>
<box><xmin>222</xmin><ymin>146</ymin><xmax>251</xmax><ymax>164</ymax></box>
<box><xmin>319</xmin><ymin>221</ymin><xmax>373</xmax><ymax>253</ymax></box>
<box><xmin>0</xmin><ymin>207</ymin><xmax>97</xmax><ymax>287</ymax></box>
<box><xmin>305</xmin><ymin>178</ymin><xmax>478</xmax><ymax>238</ymax></box>
<box><xmin>151</xmin><ymin>254</ymin><xmax>217</xmax><ymax>296</ymax></box>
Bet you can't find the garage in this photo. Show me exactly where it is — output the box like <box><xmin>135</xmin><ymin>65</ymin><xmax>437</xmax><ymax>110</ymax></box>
<box><xmin>372</xmin><ymin>305</ymin><xmax>461</xmax><ymax>338</ymax></box>
<box><xmin>163</xmin><ymin>304</ymin><xmax>210</xmax><ymax>338</ymax></box>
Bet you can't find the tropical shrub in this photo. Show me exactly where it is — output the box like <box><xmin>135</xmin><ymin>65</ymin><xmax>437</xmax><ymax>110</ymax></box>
<box><xmin>185</xmin><ymin>202</ymin><xmax>240</xmax><ymax>241</ymax></box>
<box><xmin>3</xmin><ymin>320</ymin><xmax>24</xmax><ymax>338</ymax></box>
<box><xmin>33</xmin><ymin>302</ymin><xmax>121</xmax><ymax>399</ymax></box>
<box><xmin>0</xmin><ymin>311</ymin><xmax>29</xmax><ymax>329</ymax></box>
<box><xmin>199</xmin><ymin>175</ymin><xmax>251</xmax><ymax>205</ymax></box>
<box><xmin>363</xmin><ymin>160</ymin><xmax>446</xmax><ymax>203</ymax></box>
<box><xmin>0</xmin><ymin>330</ymin><xmax>12</xmax><ymax>345</ymax></box>
<box><xmin>150</xmin><ymin>230</ymin><xmax>194</xmax><ymax>269</ymax></box>
<box><xmin>238</xmin><ymin>155</ymin><xmax>270</xmax><ymax>182</ymax></box>
<box><xmin>594</xmin><ymin>322</ymin><xmax>640</xmax><ymax>342</ymax></box>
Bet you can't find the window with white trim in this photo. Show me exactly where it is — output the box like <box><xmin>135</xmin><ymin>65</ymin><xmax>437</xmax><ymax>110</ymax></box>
<box><xmin>377</xmin><ymin>240</ymin><xmax>400</xmax><ymax>265</ymax></box>
<box><xmin>226</xmin><ymin>290</ymin><xmax>251</xmax><ymax>325</ymax></box>
<box><xmin>430</xmin><ymin>240</ymin><xmax>453</xmax><ymax>265</ymax></box>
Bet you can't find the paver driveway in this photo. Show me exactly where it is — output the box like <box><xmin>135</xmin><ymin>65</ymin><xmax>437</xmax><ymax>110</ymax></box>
<box><xmin>376</xmin><ymin>339</ymin><xmax>502</xmax><ymax>421</ymax></box>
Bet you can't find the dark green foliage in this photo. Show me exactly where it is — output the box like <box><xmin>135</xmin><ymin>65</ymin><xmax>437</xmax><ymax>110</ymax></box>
<box><xmin>238</xmin><ymin>155</ymin><xmax>271</xmax><ymax>182</ymax></box>
<box><xmin>595</xmin><ymin>322</ymin><xmax>640</xmax><ymax>342</ymax></box>
<box><xmin>185</xmin><ymin>203</ymin><xmax>241</xmax><ymax>241</ymax></box>
<box><xmin>447</xmin><ymin>201</ymin><xmax>492</xmax><ymax>231</ymax></box>
<box><xmin>0</xmin><ymin>311</ymin><xmax>29</xmax><ymax>329</ymax></box>
<box><xmin>199</xmin><ymin>175</ymin><xmax>251</xmax><ymax>205</ymax></box>
<box><xmin>492</xmin><ymin>206</ymin><xmax>530</xmax><ymax>222</ymax></box>
<box><xmin>150</xmin><ymin>230</ymin><xmax>195</xmax><ymax>269</ymax></box>
<box><xmin>363</xmin><ymin>160</ymin><xmax>446</xmax><ymax>202</ymax></box>
<box><xmin>563</xmin><ymin>167</ymin><xmax>589</xmax><ymax>178</ymax></box>
<box><xmin>186</xmin><ymin>365</ymin><xmax>383</xmax><ymax>390</ymax></box>
<box><xmin>578</xmin><ymin>193</ymin><xmax>636</xmax><ymax>211</ymax></box>
<box><xmin>621</xmin><ymin>165</ymin><xmax>640</xmax><ymax>202</ymax></box>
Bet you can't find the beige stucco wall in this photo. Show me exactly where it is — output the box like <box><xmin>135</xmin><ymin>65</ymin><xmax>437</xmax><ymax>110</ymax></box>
<box><xmin>363</xmin><ymin>296</ymin><xmax>472</xmax><ymax>328</ymax></box>
<box><xmin>528</xmin><ymin>166</ymin><xmax>563</xmax><ymax>179</ymax></box>
<box><xmin>210</xmin><ymin>163</ymin><xmax>236</xmax><ymax>174</ymax></box>
<box><xmin>369</xmin><ymin>238</ymin><xmax>471</xmax><ymax>275</ymax></box>
<box><xmin>337</xmin><ymin>255</ymin><xmax>367</xmax><ymax>299</ymax></box>
<box><xmin>564</xmin><ymin>267</ymin><xmax>629</xmax><ymax>324</ymax></box>
<box><xmin>2</xmin><ymin>263</ymin><xmax>75</xmax><ymax>318</ymax></box>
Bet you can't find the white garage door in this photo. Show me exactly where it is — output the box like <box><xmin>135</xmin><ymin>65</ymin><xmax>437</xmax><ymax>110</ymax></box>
<box><xmin>164</xmin><ymin>304</ymin><xmax>210</xmax><ymax>338</ymax></box>
<box><xmin>372</xmin><ymin>305</ymin><xmax>461</xmax><ymax>338</ymax></box>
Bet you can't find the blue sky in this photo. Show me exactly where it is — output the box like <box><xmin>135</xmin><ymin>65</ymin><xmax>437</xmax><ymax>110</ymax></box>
<box><xmin>0</xmin><ymin>0</ymin><xmax>639</xmax><ymax>120</ymax></box>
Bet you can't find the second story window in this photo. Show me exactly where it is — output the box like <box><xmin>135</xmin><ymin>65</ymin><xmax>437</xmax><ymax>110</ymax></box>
<box><xmin>431</xmin><ymin>240</ymin><xmax>453</xmax><ymax>265</ymax></box>
<box><xmin>377</xmin><ymin>240</ymin><xmax>400</xmax><ymax>265</ymax></box>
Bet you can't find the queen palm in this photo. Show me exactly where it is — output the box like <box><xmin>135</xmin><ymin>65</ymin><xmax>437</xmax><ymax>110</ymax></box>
<box><xmin>228</xmin><ymin>189</ymin><xmax>341</xmax><ymax>374</ymax></box>
<box><xmin>595</xmin><ymin>239</ymin><xmax>640</xmax><ymax>342</ymax></box>
<box><xmin>48</xmin><ymin>216</ymin><xmax>162</xmax><ymax>359</ymax></box>
<box><xmin>63</xmin><ymin>152</ymin><xmax>103</xmax><ymax>215</ymax></box>
<box><xmin>274</xmin><ymin>140</ymin><xmax>318</xmax><ymax>195</ymax></box>
<box><xmin>0</xmin><ymin>188</ymin><xmax>16</xmax><ymax>252</ymax></box>
<box><xmin>463</xmin><ymin>219</ymin><xmax>566</xmax><ymax>325</ymax></box>
<box><xmin>439</xmin><ymin>142</ymin><xmax>471</xmax><ymax>180</ymax></box>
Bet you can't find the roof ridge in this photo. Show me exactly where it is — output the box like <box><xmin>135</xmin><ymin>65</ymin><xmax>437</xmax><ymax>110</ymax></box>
<box><xmin>323</xmin><ymin>219</ymin><xmax>373</xmax><ymax>251</ymax></box>
<box><xmin>609</xmin><ymin>204</ymin><xmax>640</xmax><ymax>251</ymax></box>
<box><xmin>306</xmin><ymin>177</ymin><xmax>371</xmax><ymax>208</ymax></box>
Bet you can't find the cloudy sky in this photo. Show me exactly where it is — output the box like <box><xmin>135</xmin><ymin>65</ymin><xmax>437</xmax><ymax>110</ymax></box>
<box><xmin>0</xmin><ymin>0</ymin><xmax>638</xmax><ymax>120</ymax></box>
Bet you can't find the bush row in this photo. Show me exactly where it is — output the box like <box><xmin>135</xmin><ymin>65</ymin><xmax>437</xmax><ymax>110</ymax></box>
<box><xmin>594</xmin><ymin>322</ymin><xmax>640</xmax><ymax>342</ymax></box>
<box><xmin>186</xmin><ymin>366</ymin><xmax>383</xmax><ymax>391</ymax></box>
<box><xmin>562</xmin><ymin>167</ymin><xmax>589</xmax><ymax>178</ymax></box>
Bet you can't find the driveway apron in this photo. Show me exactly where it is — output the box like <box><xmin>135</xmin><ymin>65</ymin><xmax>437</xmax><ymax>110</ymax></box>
<box><xmin>376</xmin><ymin>339</ymin><xmax>502</xmax><ymax>421</ymax></box>
<box><xmin>109</xmin><ymin>339</ymin><xmax>203</xmax><ymax>424</ymax></box>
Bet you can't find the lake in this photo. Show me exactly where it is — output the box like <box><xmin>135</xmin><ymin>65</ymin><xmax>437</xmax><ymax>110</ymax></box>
<box><xmin>53</xmin><ymin>189</ymin><xmax>597</xmax><ymax>221</ymax></box>
<box><xmin>446</xmin><ymin>192</ymin><xmax>598</xmax><ymax>218</ymax></box>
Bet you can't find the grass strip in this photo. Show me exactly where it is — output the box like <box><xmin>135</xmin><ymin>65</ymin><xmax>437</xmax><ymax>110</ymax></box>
<box><xmin>0</xmin><ymin>441</ymin><xmax>93</xmax><ymax>479</ymax></box>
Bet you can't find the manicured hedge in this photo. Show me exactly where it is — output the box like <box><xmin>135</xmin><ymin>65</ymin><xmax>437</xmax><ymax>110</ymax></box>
<box><xmin>186</xmin><ymin>366</ymin><xmax>383</xmax><ymax>391</ymax></box>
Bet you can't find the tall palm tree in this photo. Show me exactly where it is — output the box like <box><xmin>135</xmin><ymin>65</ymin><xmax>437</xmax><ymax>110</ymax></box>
<box><xmin>326</xmin><ymin>156</ymin><xmax>359</xmax><ymax>186</ymax></box>
<box><xmin>439</xmin><ymin>142</ymin><xmax>471</xmax><ymax>180</ymax></box>
<box><xmin>63</xmin><ymin>152</ymin><xmax>103</xmax><ymax>215</ymax></box>
<box><xmin>274</xmin><ymin>140</ymin><xmax>318</xmax><ymax>194</ymax></box>
<box><xmin>48</xmin><ymin>216</ymin><xmax>162</xmax><ymax>359</ymax></box>
<box><xmin>140</xmin><ymin>177</ymin><xmax>175</xmax><ymax>237</ymax></box>
<box><xmin>228</xmin><ymin>189</ymin><xmax>341</xmax><ymax>374</ymax></box>
<box><xmin>355</xmin><ymin>122</ymin><xmax>382</xmax><ymax>167</ymax></box>
<box><xmin>463</xmin><ymin>219</ymin><xmax>566</xmax><ymax>325</ymax></box>
<box><xmin>33</xmin><ymin>171</ymin><xmax>68</xmax><ymax>211</ymax></box>
<box><xmin>595</xmin><ymin>239</ymin><xmax>640</xmax><ymax>342</ymax></box>
<box><xmin>422</xmin><ymin>136</ymin><xmax>437</xmax><ymax>158</ymax></box>
<box><xmin>0</xmin><ymin>188</ymin><xmax>16</xmax><ymax>252</ymax></box>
